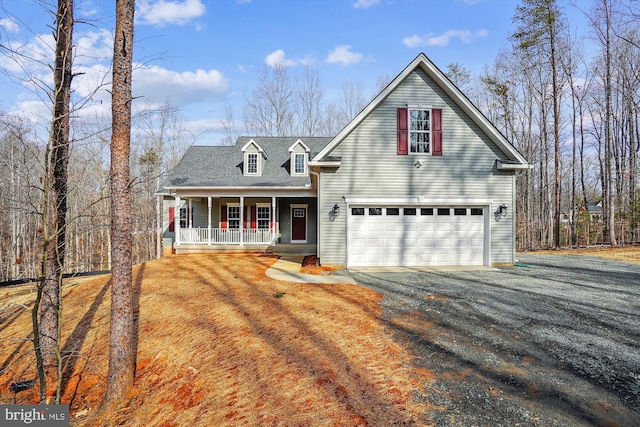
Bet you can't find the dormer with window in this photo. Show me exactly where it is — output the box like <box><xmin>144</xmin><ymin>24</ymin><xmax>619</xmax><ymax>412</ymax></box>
<box><xmin>288</xmin><ymin>138</ymin><xmax>310</xmax><ymax>176</ymax></box>
<box><xmin>241</xmin><ymin>139</ymin><xmax>267</xmax><ymax>176</ymax></box>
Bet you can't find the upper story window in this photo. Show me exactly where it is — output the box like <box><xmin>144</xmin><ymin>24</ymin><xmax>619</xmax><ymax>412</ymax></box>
<box><xmin>241</xmin><ymin>139</ymin><xmax>266</xmax><ymax>176</ymax></box>
<box><xmin>293</xmin><ymin>153</ymin><xmax>306</xmax><ymax>175</ymax></box>
<box><xmin>246</xmin><ymin>153</ymin><xmax>258</xmax><ymax>175</ymax></box>
<box><xmin>289</xmin><ymin>139</ymin><xmax>310</xmax><ymax>176</ymax></box>
<box><xmin>409</xmin><ymin>108</ymin><xmax>431</xmax><ymax>154</ymax></box>
<box><xmin>397</xmin><ymin>107</ymin><xmax>442</xmax><ymax>156</ymax></box>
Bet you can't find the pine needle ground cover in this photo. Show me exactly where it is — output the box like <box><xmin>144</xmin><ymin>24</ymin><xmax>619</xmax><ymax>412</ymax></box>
<box><xmin>1</xmin><ymin>254</ymin><xmax>435</xmax><ymax>426</ymax></box>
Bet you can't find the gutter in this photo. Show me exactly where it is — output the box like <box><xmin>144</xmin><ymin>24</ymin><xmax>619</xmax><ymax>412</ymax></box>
<box><xmin>309</xmin><ymin>170</ymin><xmax>321</xmax><ymax>264</ymax></box>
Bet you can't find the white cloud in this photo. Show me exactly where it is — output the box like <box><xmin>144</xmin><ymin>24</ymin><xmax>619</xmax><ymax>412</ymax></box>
<box><xmin>265</xmin><ymin>50</ymin><xmax>297</xmax><ymax>67</ymax></box>
<box><xmin>402</xmin><ymin>29</ymin><xmax>488</xmax><ymax>48</ymax></box>
<box><xmin>74</xmin><ymin>29</ymin><xmax>114</xmax><ymax>65</ymax></box>
<box><xmin>0</xmin><ymin>18</ymin><xmax>19</xmax><ymax>33</ymax></box>
<box><xmin>326</xmin><ymin>45</ymin><xmax>363</xmax><ymax>65</ymax></box>
<box><xmin>0</xmin><ymin>32</ymin><xmax>54</xmax><ymax>75</ymax></box>
<box><xmin>133</xmin><ymin>65</ymin><xmax>229</xmax><ymax>106</ymax></box>
<box><xmin>353</xmin><ymin>0</ymin><xmax>380</xmax><ymax>9</ymax></box>
<box><xmin>136</xmin><ymin>0</ymin><xmax>206</xmax><ymax>26</ymax></box>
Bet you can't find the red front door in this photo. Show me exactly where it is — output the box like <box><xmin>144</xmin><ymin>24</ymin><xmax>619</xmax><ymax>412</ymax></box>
<box><xmin>291</xmin><ymin>207</ymin><xmax>307</xmax><ymax>242</ymax></box>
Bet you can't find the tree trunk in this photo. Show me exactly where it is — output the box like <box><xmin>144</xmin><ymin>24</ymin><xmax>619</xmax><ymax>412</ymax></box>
<box><xmin>39</xmin><ymin>0</ymin><xmax>74</xmax><ymax>403</ymax></box>
<box><xmin>105</xmin><ymin>0</ymin><xmax>136</xmax><ymax>407</ymax></box>
<box><xmin>603</xmin><ymin>0</ymin><xmax>617</xmax><ymax>246</ymax></box>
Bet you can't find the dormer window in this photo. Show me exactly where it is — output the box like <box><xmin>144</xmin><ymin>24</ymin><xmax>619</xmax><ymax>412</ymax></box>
<box><xmin>246</xmin><ymin>153</ymin><xmax>258</xmax><ymax>175</ymax></box>
<box><xmin>293</xmin><ymin>153</ymin><xmax>306</xmax><ymax>175</ymax></box>
<box><xmin>288</xmin><ymin>138</ymin><xmax>310</xmax><ymax>176</ymax></box>
<box><xmin>241</xmin><ymin>139</ymin><xmax>267</xmax><ymax>176</ymax></box>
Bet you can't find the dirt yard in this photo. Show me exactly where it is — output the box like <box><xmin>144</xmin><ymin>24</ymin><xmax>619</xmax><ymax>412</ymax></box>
<box><xmin>1</xmin><ymin>247</ymin><xmax>637</xmax><ymax>426</ymax></box>
<box><xmin>1</xmin><ymin>254</ymin><xmax>434</xmax><ymax>426</ymax></box>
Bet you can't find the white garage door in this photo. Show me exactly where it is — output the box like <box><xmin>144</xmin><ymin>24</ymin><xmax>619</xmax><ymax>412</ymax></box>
<box><xmin>347</xmin><ymin>206</ymin><xmax>485</xmax><ymax>267</ymax></box>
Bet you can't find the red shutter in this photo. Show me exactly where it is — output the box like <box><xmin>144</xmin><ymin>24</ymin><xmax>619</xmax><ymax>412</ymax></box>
<box><xmin>397</xmin><ymin>108</ymin><xmax>408</xmax><ymax>155</ymax></box>
<box><xmin>251</xmin><ymin>206</ymin><xmax>257</xmax><ymax>228</ymax></box>
<box><xmin>221</xmin><ymin>206</ymin><xmax>227</xmax><ymax>229</ymax></box>
<box><xmin>243</xmin><ymin>205</ymin><xmax>247</xmax><ymax>229</ymax></box>
<box><xmin>432</xmin><ymin>108</ymin><xmax>442</xmax><ymax>156</ymax></box>
<box><xmin>168</xmin><ymin>207</ymin><xmax>175</xmax><ymax>232</ymax></box>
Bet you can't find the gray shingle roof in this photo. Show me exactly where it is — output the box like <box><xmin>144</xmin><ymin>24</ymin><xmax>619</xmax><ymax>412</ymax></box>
<box><xmin>159</xmin><ymin>137</ymin><xmax>332</xmax><ymax>190</ymax></box>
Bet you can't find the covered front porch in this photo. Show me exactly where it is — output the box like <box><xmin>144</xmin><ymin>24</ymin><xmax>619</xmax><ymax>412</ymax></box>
<box><xmin>163</xmin><ymin>193</ymin><xmax>317</xmax><ymax>253</ymax></box>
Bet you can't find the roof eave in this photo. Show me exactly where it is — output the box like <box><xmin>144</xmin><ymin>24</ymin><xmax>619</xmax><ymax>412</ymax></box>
<box><xmin>308</xmin><ymin>160</ymin><xmax>341</xmax><ymax>167</ymax></box>
<box><xmin>163</xmin><ymin>185</ymin><xmax>312</xmax><ymax>191</ymax></box>
<box><xmin>496</xmin><ymin>160</ymin><xmax>532</xmax><ymax>171</ymax></box>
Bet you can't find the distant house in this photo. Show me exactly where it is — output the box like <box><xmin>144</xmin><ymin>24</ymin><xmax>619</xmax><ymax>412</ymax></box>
<box><xmin>586</xmin><ymin>201</ymin><xmax>603</xmax><ymax>222</ymax></box>
<box><xmin>157</xmin><ymin>53</ymin><xmax>529</xmax><ymax>267</ymax></box>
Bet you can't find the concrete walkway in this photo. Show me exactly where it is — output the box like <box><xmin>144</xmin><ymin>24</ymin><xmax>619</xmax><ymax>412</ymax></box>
<box><xmin>265</xmin><ymin>256</ymin><xmax>356</xmax><ymax>284</ymax></box>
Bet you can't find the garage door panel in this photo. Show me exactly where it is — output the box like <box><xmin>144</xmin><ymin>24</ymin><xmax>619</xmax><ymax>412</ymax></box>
<box><xmin>436</xmin><ymin>222</ymin><xmax>452</xmax><ymax>231</ymax></box>
<box><xmin>348</xmin><ymin>205</ymin><xmax>486</xmax><ymax>267</ymax></box>
<box><xmin>419</xmin><ymin>222</ymin><xmax>435</xmax><ymax>232</ymax></box>
<box><xmin>453</xmin><ymin>222</ymin><xmax>469</xmax><ymax>232</ymax></box>
<box><xmin>419</xmin><ymin>239</ymin><xmax>437</xmax><ymax>249</ymax></box>
<box><xmin>469</xmin><ymin>222</ymin><xmax>483</xmax><ymax>232</ymax></box>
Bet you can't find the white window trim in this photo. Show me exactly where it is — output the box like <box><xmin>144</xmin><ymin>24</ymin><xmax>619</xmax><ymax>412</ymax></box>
<box><xmin>256</xmin><ymin>203</ymin><xmax>271</xmax><ymax>229</ymax></box>
<box><xmin>245</xmin><ymin>152</ymin><xmax>259</xmax><ymax>175</ymax></box>
<box><xmin>292</xmin><ymin>152</ymin><xmax>307</xmax><ymax>175</ymax></box>
<box><xmin>227</xmin><ymin>203</ymin><xmax>240</xmax><ymax>229</ymax></box>
<box><xmin>408</xmin><ymin>105</ymin><xmax>433</xmax><ymax>156</ymax></box>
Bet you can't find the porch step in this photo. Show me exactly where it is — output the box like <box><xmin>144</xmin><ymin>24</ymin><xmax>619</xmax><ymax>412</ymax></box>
<box><xmin>262</xmin><ymin>245</ymin><xmax>275</xmax><ymax>256</ymax></box>
<box><xmin>272</xmin><ymin>243</ymin><xmax>317</xmax><ymax>256</ymax></box>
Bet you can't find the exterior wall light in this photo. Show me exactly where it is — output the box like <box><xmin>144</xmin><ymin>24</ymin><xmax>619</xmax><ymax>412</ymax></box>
<box><xmin>499</xmin><ymin>203</ymin><xmax>508</xmax><ymax>216</ymax></box>
<box><xmin>329</xmin><ymin>203</ymin><xmax>340</xmax><ymax>222</ymax></box>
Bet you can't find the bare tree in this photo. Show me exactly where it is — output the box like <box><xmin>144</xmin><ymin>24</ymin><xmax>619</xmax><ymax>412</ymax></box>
<box><xmin>512</xmin><ymin>0</ymin><xmax>565</xmax><ymax>248</ymax></box>
<box><xmin>105</xmin><ymin>0</ymin><xmax>135</xmax><ymax>408</ymax></box>
<box><xmin>338</xmin><ymin>80</ymin><xmax>367</xmax><ymax>126</ymax></box>
<box><xmin>445</xmin><ymin>62</ymin><xmax>472</xmax><ymax>91</ymax></box>
<box><xmin>220</xmin><ymin>104</ymin><xmax>239</xmax><ymax>145</ymax></box>
<box><xmin>244</xmin><ymin>64</ymin><xmax>295</xmax><ymax>136</ymax></box>
<box><xmin>29</xmin><ymin>0</ymin><xmax>75</xmax><ymax>403</ymax></box>
<box><xmin>296</xmin><ymin>65</ymin><xmax>324</xmax><ymax>136</ymax></box>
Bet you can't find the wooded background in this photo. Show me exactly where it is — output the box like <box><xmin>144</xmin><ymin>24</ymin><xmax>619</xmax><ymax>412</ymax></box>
<box><xmin>0</xmin><ymin>0</ymin><xmax>638</xmax><ymax>282</ymax></box>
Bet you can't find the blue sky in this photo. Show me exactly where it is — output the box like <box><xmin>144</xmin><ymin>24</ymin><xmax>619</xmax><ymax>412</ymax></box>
<box><xmin>0</xmin><ymin>0</ymin><xmax>589</xmax><ymax>145</ymax></box>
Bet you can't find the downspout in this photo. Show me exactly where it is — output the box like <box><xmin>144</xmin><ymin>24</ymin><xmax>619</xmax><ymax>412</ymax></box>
<box><xmin>156</xmin><ymin>195</ymin><xmax>162</xmax><ymax>259</ymax></box>
<box><xmin>310</xmin><ymin>170</ymin><xmax>321</xmax><ymax>264</ymax></box>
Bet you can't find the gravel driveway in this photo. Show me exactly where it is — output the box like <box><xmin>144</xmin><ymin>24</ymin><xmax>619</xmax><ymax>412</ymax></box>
<box><xmin>351</xmin><ymin>253</ymin><xmax>640</xmax><ymax>426</ymax></box>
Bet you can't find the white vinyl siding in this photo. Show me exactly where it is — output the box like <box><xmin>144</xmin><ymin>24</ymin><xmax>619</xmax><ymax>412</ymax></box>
<box><xmin>318</xmin><ymin>68</ymin><xmax>516</xmax><ymax>266</ymax></box>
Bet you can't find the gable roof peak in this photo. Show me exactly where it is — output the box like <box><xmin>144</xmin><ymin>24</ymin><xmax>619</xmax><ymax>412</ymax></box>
<box><xmin>241</xmin><ymin>138</ymin><xmax>268</xmax><ymax>158</ymax></box>
<box><xmin>288</xmin><ymin>138</ymin><xmax>311</xmax><ymax>152</ymax></box>
<box><xmin>313</xmin><ymin>52</ymin><xmax>528</xmax><ymax>167</ymax></box>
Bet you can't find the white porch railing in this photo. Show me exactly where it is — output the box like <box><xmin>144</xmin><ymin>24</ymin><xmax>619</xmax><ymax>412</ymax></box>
<box><xmin>178</xmin><ymin>228</ymin><xmax>275</xmax><ymax>245</ymax></box>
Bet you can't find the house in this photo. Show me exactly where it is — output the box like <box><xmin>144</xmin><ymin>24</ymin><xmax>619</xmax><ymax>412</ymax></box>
<box><xmin>156</xmin><ymin>53</ymin><xmax>529</xmax><ymax>268</ymax></box>
<box><xmin>585</xmin><ymin>201</ymin><xmax>603</xmax><ymax>222</ymax></box>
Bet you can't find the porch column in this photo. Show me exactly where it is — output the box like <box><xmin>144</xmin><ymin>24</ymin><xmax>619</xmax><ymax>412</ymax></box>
<box><xmin>272</xmin><ymin>196</ymin><xmax>276</xmax><ymax>241</ymax></box>
<box><xmin>207</xmin><ymin>196</ymin><xmax>212</xmax><ymax>245</ymax></box>
<box><xmin>240</xmin><ymin>196</ymin><xmax>244</xmax><ymax>245</ymax></box>
<box><xmin>174</xmin><ymin>195</ymin><xmax>181</xmax><ymax>245</ymax></box>
<box><xmin>188</xmin><ymin>199</ymin><xmax>193</xmax><ymax>228</ymax></box>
